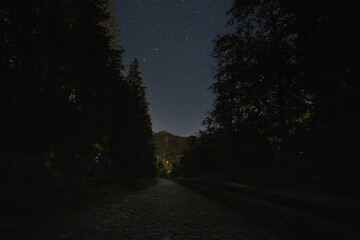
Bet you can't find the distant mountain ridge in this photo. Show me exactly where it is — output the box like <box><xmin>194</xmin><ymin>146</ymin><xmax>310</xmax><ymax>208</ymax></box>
<box><xmin>153</xmin><ymin>130</ymin><xmax>192</xmax><ymax>159</ymax></box>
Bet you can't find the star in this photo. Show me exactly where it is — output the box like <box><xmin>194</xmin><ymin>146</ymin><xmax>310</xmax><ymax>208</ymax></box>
<box><xmin>115</xmin><ymin>0</ymin><xmax>233</xmax><ymax>136</ymax></box>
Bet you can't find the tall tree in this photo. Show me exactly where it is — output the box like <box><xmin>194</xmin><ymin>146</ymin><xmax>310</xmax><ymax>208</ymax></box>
<box><xmin>1</xmin><ymin>0</ymin><xmax>127</xmax><ymax>175</ymax></box>
<box><xmin>126</xmin><ymin>59</ymin><xmax>156</xmax><ymax>177</ymax></box>
<box><xmin>126</xmin><ymin>59</ymin><xmax>153</xmax><ymax>139</ymax></box>
<box><xmin>183</xmin><ymin>0</ymin><xmax>360</xmax><ymax>194</ymax></box>
<box><xmin>278</xmin><ymin>1</ymin><xmax>360</xmax><ymax>180</ymax></box>
<box><xmin>209</xmin><ymin>0</ymin><xmax>308</xmax><ymax>160</ymax></box>
<box><xmin>109</xmin><ymin>59</ymin><xmax>156</xmax><ymax>178</ymax></box>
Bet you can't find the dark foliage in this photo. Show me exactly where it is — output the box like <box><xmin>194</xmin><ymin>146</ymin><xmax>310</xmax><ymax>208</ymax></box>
<box><xmin>182</xmin><ymin>0</ymin><xmax>360</xmax><ymax>196</ymax></box>
<box><xmin>0</xmin><ymin>0</ymin><xmax>156</xmax><ymax>222</ymax></box>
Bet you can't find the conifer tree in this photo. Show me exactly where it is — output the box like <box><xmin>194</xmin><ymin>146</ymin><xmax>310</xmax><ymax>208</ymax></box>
<box><xmin>124</xmin><ymin>59</ymin><xmax>156</xmax><ymax>177</ymax></box>
<box><xmin>126</xmin><ymin>59</ymin><xmax>153</xmax><ymax>137</ymax></box>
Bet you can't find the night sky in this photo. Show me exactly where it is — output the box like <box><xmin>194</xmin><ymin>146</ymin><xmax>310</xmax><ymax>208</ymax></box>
<box><xmin>115</xmin><ymin>0</ymin><xmax>233</xmax><ymax>136</ymax></box>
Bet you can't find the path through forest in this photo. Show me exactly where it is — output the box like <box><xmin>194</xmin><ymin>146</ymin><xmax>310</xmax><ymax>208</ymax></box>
<box><xmin>2</xmin><ymin>179</ymin><xmax>274</xmax><ymax>240</ymax></box>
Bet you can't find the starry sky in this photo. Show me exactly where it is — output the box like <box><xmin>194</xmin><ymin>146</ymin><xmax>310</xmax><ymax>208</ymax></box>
<box><xmin>114</xmin><ymin>0</ymin><xmax>233</xmax><ymax>136</ymax></box>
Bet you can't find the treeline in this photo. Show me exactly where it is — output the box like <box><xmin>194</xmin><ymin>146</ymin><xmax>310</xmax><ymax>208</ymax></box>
<box><xmin>0</xmin><ymin>0</ymin><xmax>155</xmax><ymax>218</ymax></box>
<box><xmin>182</xmin><ymin>0</ymin><xmax>360</xmax><ymax>196</ymax></box>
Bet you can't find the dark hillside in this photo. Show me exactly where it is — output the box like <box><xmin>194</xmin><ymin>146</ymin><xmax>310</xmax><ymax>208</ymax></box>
<box><xmin>153</xmin><ymin>131</ymin><xmax>192</xmax><ymax>159</ymax></box>
<box><xmin>153</xmin><ymin>131</ymin><xmax>193</xmax><ymax>177</ymax></box>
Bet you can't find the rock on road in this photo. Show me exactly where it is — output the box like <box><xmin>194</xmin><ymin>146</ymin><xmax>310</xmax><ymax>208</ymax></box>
<box><xmin>4</xmin><ymin>179</ymin><xmax>272</xmax><ymax>240</ymax></box>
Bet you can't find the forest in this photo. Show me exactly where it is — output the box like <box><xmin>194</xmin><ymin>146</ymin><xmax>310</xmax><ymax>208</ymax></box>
<box><xmin>1</xmin><ymin>0</ymin><xmax>156</xmax><ymax>223</ymax></box>
<box><xmin>180</xmin><ymin>1</ymin><xmax>360</xmax><ymax>197</ymax></box>
<box><xmin>1</xmin><ymin>0</ymin><xmax>359</xmax><ymax>228</ymax></box>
